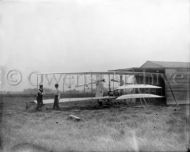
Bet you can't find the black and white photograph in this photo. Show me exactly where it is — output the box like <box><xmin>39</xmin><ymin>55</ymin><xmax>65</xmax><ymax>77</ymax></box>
<box><xmin>0</xmin><ymin>0</ymin><xmax>190</xmax><ymax>151</ymax></box>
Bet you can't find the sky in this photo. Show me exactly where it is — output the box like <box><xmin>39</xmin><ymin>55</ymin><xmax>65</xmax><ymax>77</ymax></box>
<box><xmin>0</xmin><ymin>0</ymin><xmax>190</xmax><ymax>73</ymax></box>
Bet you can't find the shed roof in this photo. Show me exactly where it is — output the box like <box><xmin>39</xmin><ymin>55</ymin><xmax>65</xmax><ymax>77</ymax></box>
<box><xmin>109</xmin><ymin>60</ymin><xmax>190</xmax><ymax>72</ymax></box>
<box><xmin>140</xmin><ymin>61</ymin><xmax>190</xmax><ymax>68</ymax></box>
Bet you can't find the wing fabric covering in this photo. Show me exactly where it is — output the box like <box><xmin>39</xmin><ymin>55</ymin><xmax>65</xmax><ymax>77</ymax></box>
<box><xmin>34</xmin><ymin>96</ymin><xmax>115</xmax><ymax>104</ymax></box>
<box><xmin>115</xmin><ymin>84</ymin><xmax>162</xmax><ymax>90</ymax></box>
<box><xmin>116</xmin><ymin>94</ymin><xmax>163</xmax><ymax>100</ymax></box>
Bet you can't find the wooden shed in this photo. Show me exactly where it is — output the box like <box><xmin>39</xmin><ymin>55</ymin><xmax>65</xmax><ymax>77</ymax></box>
<box><xmin>111</xmin><ymin>61</ymin><xmax>190</xmax><ymax>105</ymax></box>
<box><xmin>141</xmin><ymin>61</ymin><xmax>190</xmax><ymax>105</ymax></box>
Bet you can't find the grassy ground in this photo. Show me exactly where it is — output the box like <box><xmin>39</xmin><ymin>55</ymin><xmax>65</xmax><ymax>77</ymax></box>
<box><xmin>0</xmin><ymin>96</ymin><xmax>189</xmax><ymax>152</ymax></box>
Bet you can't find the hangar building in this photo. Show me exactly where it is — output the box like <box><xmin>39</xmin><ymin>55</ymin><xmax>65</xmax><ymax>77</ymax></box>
<box><xmin>111</xmin><ymin>61</ymin><xmax>190</xmax><ymax>105</ymax></box>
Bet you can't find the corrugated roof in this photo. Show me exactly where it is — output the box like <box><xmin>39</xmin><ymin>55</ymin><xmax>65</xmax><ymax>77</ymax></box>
<box><xmin>141</xmin><ymin>61</ymin><xmax>190</xmax><ymax>68</ymax></box>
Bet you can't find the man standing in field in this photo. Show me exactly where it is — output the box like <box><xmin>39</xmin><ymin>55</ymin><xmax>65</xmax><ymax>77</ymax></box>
<box><xmin>36</xmin><ymin>84</ymin><xmax>44</xmax><ymax>111</ymax></box>
<box><xmin>53</xmin><ymin>83</ymin><xmax>61</xmax><ymax>110</ymax></box>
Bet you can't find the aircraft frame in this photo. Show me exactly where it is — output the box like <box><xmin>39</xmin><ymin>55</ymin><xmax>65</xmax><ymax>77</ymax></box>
<box><xmin>34</xmin><ymin>71</ymin><xmax>166</xmax><ymax>106</ymax></box>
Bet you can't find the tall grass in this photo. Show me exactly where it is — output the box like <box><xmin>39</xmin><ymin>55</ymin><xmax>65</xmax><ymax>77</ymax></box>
<box><xmin>1</xmin><ymin>97</ymin><xmax>188</xmax><ymax>152</ymax></box>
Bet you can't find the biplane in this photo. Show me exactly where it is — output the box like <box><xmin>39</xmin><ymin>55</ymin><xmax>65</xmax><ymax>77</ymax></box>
<box><xmin>33</xmin><ymin>71</ymin><xmax>168</xmax><ymax>106</ymax></box>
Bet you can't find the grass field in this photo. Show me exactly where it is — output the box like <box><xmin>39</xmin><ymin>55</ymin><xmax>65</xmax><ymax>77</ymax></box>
<box><xmin>0</xmin><ymin>96</ymin><xmax>189</xmax><ymax>152</ymax></box>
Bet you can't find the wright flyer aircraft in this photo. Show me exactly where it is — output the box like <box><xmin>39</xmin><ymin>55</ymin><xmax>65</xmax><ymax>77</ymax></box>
<box><xmin>34</xmin><ymin>71</ymin><xmax>167</xmax><ymax>106</ymax></box>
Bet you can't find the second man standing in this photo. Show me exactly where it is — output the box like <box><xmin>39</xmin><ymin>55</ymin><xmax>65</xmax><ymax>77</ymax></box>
<box><xmin>53</xmin><ymin>83</ymin><xmax>61</xmax><ymax>110</ymax></box>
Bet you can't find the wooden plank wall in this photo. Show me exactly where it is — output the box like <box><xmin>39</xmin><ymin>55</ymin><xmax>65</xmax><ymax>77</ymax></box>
<box><xmin>135</xmin><ymin>73</ymin><xmax>164</xmax><ymax>94</ymax></box>
<box><xmin>165</xmin><ymin>68</ymin><xmax>190</xmax><ymax>105</ymax></box>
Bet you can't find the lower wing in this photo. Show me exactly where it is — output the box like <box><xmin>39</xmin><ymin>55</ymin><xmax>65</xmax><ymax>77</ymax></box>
<box><xmin>34</xmin><ymin>96</ymin><xmax>115</xmax><ymax>104</ymax></box>
<box><xmin>116</xmin><ymin>94</ymin><xmax>163</xmax><ymax>100</ymax></box>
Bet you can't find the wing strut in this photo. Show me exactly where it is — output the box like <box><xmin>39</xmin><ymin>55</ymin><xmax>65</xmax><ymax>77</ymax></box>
<box><xmin>137</xmin><ymin>88</ymin><xmax>147</xmax><ymax>106</ymax></box>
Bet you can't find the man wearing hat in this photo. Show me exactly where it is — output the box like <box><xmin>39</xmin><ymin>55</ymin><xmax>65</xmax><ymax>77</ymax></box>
<box><xmin>36</xmin><ymin>84</ymin><xmax>44</xmax><ymax>111</ymax></box>
<box><xmin>53</xmin><ymin>83</ymin><xmax>61</xmax><ymax>110</ymax></box>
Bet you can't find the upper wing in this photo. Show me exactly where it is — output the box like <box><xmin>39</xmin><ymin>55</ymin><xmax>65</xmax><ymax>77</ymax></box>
<box><xmin>115</xmin><ymin>84</ymin><xmax>162</xmax><ymax>90</ymax></box>
<box><xmin>34</xmin><ymin>96</ymin><xmax>115</xmax><ymax>104</ymax></box>
<box><xmin>116</xmin><ymin>94</ymin><xmax>163</xmax><ymax>100</ymax></box>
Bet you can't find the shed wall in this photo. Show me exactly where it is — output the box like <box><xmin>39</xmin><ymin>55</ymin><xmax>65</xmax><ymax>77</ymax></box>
<box><xmin>165</xmin><ymin>68</ymin><xmax>190</xmax><ymax>104</ymax></box>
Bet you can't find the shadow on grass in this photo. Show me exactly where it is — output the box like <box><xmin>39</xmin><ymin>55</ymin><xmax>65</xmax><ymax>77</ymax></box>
<box><xmin>47</xmin><ymin>101</ymin><xmax>149</xmax><ymax>112</ymax></box>
<box><xmin>11</xmin><ymin>143</ymin><xmax>53</xmax><ymax>152</ymax></box>
<box><xmin>47</xmin><ymin>105</ymin><xmax>113</xmax><ymax>111</ymax></box>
